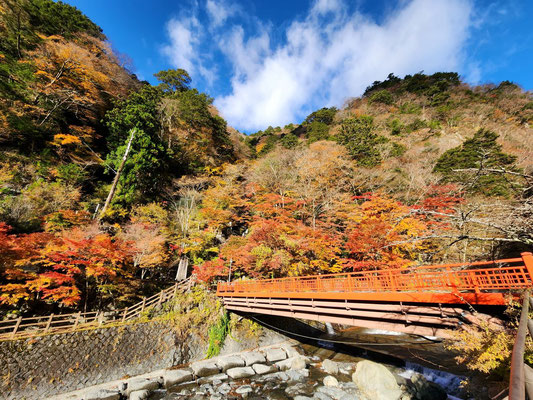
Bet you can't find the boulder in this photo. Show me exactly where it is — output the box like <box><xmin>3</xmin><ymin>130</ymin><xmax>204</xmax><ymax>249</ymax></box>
<box><xmin>125</xmin><ymin>378</ymin><xmax>159</xmax><ymax>396</ymax></box>
<box><xmin>314</xmin><ymin>392</ymin><xmax>335</xmax><ymax>400</ymax></box>
<box><xmin>163</xmin><ymin>369</ymin><xmax>193</xmax><ymax>388</ymax></box>
<box><xmin>410</xmin><ymin>373</ymin><xmax>447</xmax><ymax>400</ymax></box>
<box><xmin>276</xmin><ymin>356</ymin><xmax>308</xmax><ymax>371</ymax></box>
<box><xmin>226</xmin><ymin>366</ymin><xmax>256</xmax><ymax>379</ymax></box>
<box><xmin>322</xmin><ymin>359</ymin><xmax>339</xmax><ymax>375</ymax></box>
<box><xmin>197</xmin><ymin>373</ymin><xmax>228</xmax><ymax>384</ymax></box>
<box><xmin>235</xmin><ymin>385</ymin><xmax>253</xmax><ymax>395</ymax></box>
<box><xmin>285</xmin><ymin>382</ymin><xmax>313</xmax><ymax>397</ymax></box>
<box><xmin>338</xmin><ymin>395</ymin><xmax>359</xmax><ymax>400</ymax></box>
<box><xmin>282</xmin><ymin>345</ymin><xmax>301</xmax><ymax>358</ymax></box>
<box><xmin>287</xmin><ymin>369</ymin><xmax>309</xmax><ymax>382</ymax></box>
<box><xmin>267</xmin><ymin>371</ymin><xmax>289</xmax><ymax>382</ymax></box>
<box><xmin>324</xmin><ymin>375</ymin><xmax>339</xmax><ymax>387</ymax></box>
<box><xmin>352</xmin><ymin>360</ymin><xmax>403</xmax><ymax>400</ymax></box>
<box><xmin>264</xmin><ymin>347</ymin><xmax>287</xmax><ymax>362</ymax></box>
<box><xmin>84</xmin><ymin>389</ymin><xmax>121</xmax><ymax>400</ymax></box>
<box><xmin>291</xmin><ymin>356</ymin><xmax>307</xmax><ymax>370</ymax></box>
<box><xmin>241</xmin><ymin>351</ymin><xmax>266</xmax><ymax>366</ymax></box>
<box><xmin>317</xmin><ymin>385</ymin><xmax>349</xmax><ymax>400</ymax></box>
<box><xmin>190</xmin><ymin>361</ymin><xmax>220</xmax><ymax>377</ymax></box>
<box><xmin>218</xmin><ymin>383</ymin><xmax>231</xmax><ymax>394</ymax></box>
<box><xmin>216</xmin><ymin>355</ymin><xmax>245</xmax><ymax>371</ymax></box>
<box><xmin>252</xmin><ymin>364</ymin><xmax>277</xmax><ymax>375</ymax></box>
<box><xmin>128</xmin><ymin>390</ymin><xmax>150</xmax><ymax>400</ymax></box>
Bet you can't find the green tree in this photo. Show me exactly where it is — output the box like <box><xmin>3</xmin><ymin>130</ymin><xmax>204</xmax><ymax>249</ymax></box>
<box><xmin>304</xmin><ymin>107</ymin><xmax>337</xmax><ymax>125</ymax></box>
<box><xmin>281</xmin><ymin>133</ymin><xmax>299</xmax><ymax>148</ymax></box>
<box><xmin>26</xmin><ymin>0</ymin><xmax>103</xmax><ymax>39</ymax></box>
<box><xmin>306</xmin><ymin>121</ymin><xmax>330</xmax><ymax>143</ymax></box>
<box><xmin>336</xmin><ymin>116</ymin><xmax>385</xmax><ymax>167</ymax></box>
<box><xmin>104</xmin><ymin>85</ymin><xmax>169</xmax><ymax>207</ymax></box>
<box><xmin>154</xmin><ymin>68</ymin><xmax>191</xmax><ymax>94</ymax></box>
<box><xmin>433</xmin><ymin>129</ymin><xmax>519</xmax><ymax>196</ymax></box>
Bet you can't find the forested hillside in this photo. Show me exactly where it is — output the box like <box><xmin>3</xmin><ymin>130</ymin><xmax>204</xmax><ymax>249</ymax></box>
<box><xmin>0</xmin><ymin>0</ymin><xmax>532</xmax><ymax>345</ymax></box>
<box><xmin>0</xmin><ymin>0</ymin><xmax>245</xmax><ymax>311</ymax></box>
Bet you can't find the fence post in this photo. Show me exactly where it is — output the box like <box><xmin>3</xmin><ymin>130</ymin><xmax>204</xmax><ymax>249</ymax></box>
<box><xmin>11</xmin><ymin>316</ymin><xmax>22</xmax><ymax>339</ymax></box>
<box><xmin>72</xmin><ymin>312</ymin><xmax>81</xmax><ymax>331</ymax></box>
<box><xmin>141</xmin><ymin>297</ymin><xmax>146</xmax><ymax>313</ymax></box>
<box><xmin>157</xmin><ymin>290</ymin><xmax>164</xmax><ymax>307</ymax></box>
<box><xmin>173</xmin><ymin>282</ymin><xmax>178</xmax><ymax>298</ymax></box>
<box><xmin>122</xmin><ymin>307</ymin><xmax>128</xmax><ymax>323</ymax></box>
<box><xmin>521</xmin><ymin>252</ymin><xmax>533</xmax><ymax>283</ymax></box>
<box><xmin>44</xmin><ymin>314</ymin><xmax>54</xmax><ymax>333</ymax></box>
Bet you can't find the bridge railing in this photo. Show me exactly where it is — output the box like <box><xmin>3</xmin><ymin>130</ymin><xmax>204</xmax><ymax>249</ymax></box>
<box><xmin>217</xmin><ymin>253</ymin><xmax>533</xmax><ymax>297</ymax></box>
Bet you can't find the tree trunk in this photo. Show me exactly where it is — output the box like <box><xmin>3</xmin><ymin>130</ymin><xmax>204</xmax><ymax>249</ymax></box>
<box><xmin>99</xmin><ymin>128</ymin><xmax>136</xmax><ymax>219</ymax></box>
<box><xmin>176</xmin><ymin>256</ymin><xmax>189</xmax><ymax>281</ymax></box>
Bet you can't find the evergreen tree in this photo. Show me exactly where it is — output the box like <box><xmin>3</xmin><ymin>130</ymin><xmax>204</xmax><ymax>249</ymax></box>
<box><xmin>434</xmin><ymin>129</ymin><xmax>519</xmax><ymax>196</ymax></box>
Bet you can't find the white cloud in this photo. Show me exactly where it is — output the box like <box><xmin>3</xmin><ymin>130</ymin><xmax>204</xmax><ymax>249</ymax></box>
<box><xmin>162</xmin><ymin>0</ymin><xmax>474</xmax><ymax>131</ymax></box>
<box><xmin>311</xmin><ymin>0</ymin><xmax>344</xmax><ymax>16</ymax></box>
<box><xmin>161</xmin><ymin>17</ymin><xmax>200</xmax><ymax>75</ymax></box>
<box><xmin>206</xmin><ymin>0</ymin><xmax>238</xmax><ymax>27</ymax></box>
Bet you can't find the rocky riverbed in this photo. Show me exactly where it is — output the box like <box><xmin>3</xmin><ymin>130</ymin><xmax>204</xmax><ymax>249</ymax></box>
<box><xmin>70</xmin><ymin>341</ymin><xmax>461</xmax><ymax>400</ymax></box>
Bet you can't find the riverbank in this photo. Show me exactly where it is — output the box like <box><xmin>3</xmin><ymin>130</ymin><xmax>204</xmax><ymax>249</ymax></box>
<box><xmin>51</xmin><ymin>339</ymin><xmax>462</xmax><ymax>400</ymax></box>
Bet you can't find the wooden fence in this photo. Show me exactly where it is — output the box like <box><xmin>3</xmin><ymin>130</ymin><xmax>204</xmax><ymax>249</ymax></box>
<box><xmin>0</xmin><ymin>279</ymin><xmax>191</xmax><ymax>341</ymax></box>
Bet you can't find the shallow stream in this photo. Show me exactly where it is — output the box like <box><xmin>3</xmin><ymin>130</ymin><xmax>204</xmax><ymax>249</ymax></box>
<box><xmin>147</xmin><ymin>324</ymin><xmax>505</xmax><ymax>399</ymax></box>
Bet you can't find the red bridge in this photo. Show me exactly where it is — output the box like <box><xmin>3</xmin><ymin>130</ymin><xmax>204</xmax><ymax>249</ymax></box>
<box><xmin>217</xmin><ymin>252</ymin><xmax>533</xmax><ymax>337</ymax></box>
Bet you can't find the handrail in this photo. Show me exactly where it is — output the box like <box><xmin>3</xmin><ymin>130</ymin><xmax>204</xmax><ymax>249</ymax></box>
<box><xmin>509</xmin><ymin>290</ymin><xmax>529</xmax><ymax>400</ymax></box>
<box><xmin>0</xmin><ymin>278</ymin><xmax>191</xmax><ymax>341</ymax></box>
<box><xmin>217</xmin><ymin>253</ymin><xmax>533</xmax><ymax>298</ymax></box>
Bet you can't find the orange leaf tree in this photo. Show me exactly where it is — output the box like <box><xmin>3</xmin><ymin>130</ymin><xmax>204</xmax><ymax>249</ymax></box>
<box><xmin>28</xmin><ymin>228</ymin><xmax>134</xmax><ymax>309</ymax></box>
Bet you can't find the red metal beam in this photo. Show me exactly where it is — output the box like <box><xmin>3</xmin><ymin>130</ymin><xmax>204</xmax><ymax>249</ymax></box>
<box><xmin>223</xmin><ymin>297</ymin><xmax>465</xmax><ymax>316</ymax></box>
<box><xmin>225</xmin><ymin>304</ymin><xmax>453</xmax><ymax>338</ymax></box>
<box><xmin>219</xmin><ymin>291</ymin><xmax>508</xmax><ymax>305</ymax></box>
<box><xmin>222</xmin><ymin>298</ymin><xmax>461</xmax><ymax>326</ymax></box>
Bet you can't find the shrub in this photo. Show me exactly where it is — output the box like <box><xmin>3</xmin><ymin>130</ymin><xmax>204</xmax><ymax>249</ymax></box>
<box><xmin>306</xmin><ymin>121</ymin><xmax>330</xmax><ymax>143</ymax></box>
<box><xmin>0</xmin><ymin>180</ymin><xmax>81</xmax><ymax>231</ymax></box>
<box><xmin>281</xmin><ymin>133</ymin><xmax>299</xmax><ymax>148</ymax></box>
<box><xmin>523</xmin><ymin>102</ymin><xmax>533</xmax><ymax>110</ymax></box>
<box><xmin>56</xmin><ymin>163</ymin><xmax>88</xmax><ymax>186</ymax></box>
<box><xmin>368</xmin><ymin>89</ymin><xmax>394</xmax><ymax>105</ymax></box>
<box><xmin>388</xmin><ymin>119</ymin><xmax>404</xmax><ymax>135</ymax></box>
<box><xmin>257</xmin><ymin>134</ymin><xmax>279</xmax><ymax>156</ymax></box>
<box><xmin>206</xmin><ymin>311</ymin><xmax>230</xmax><ymax>358</ymax></box>
<box><xmin>399</xmin><ymin>103</ymin><xmax>421</xmax><ymax>114</ymax></box>
<box><xmin>406</xmin><ymin>118</ymin><xmax>427</xmax><ymax>132</ymax></box>
<box><xmin>428</xmin><ymin>120</ymin><xmax>441</xmax><ymax>131</ymax></box>
<box><xmin>390</xmin><ymin>142</ymin><xmax>407</xmax><ymax>157</ymax></box>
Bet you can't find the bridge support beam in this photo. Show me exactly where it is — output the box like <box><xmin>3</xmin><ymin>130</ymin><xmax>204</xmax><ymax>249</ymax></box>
<box><xmin>221</xmin><ymin>297</ymin><xmax>468</xmax><ymax>338</ymax></box>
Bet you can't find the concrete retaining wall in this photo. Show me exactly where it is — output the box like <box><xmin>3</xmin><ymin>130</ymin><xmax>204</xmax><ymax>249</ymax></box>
<box><xmin>0</xmin><ymin>317</ymin><xmax>286</xmax><ymax>400</ymax></box>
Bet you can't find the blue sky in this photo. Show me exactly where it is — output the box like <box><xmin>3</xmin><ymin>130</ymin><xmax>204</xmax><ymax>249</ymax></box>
<box><xmin>66</xmin><ymin>0</ymin><xmax>533</xmax><ymax>132</ymax></box>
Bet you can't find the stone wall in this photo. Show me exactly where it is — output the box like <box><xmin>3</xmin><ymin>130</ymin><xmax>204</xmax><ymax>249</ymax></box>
<box><xmin>0</xmin><ymin>321</ymin><xmax>177</xmax><ymax>400</ymax></box>
<box><xmin>0</xmin><ymin>318</ymin><xmax>286</xmax><ymax>400</ymax></box>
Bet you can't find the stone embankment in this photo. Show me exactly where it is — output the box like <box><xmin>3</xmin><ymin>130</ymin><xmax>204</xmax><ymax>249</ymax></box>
<box><xmin>53</xmin><ymin>343</ymin><xmax>450</xmax><ymax>400</ymax></box>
